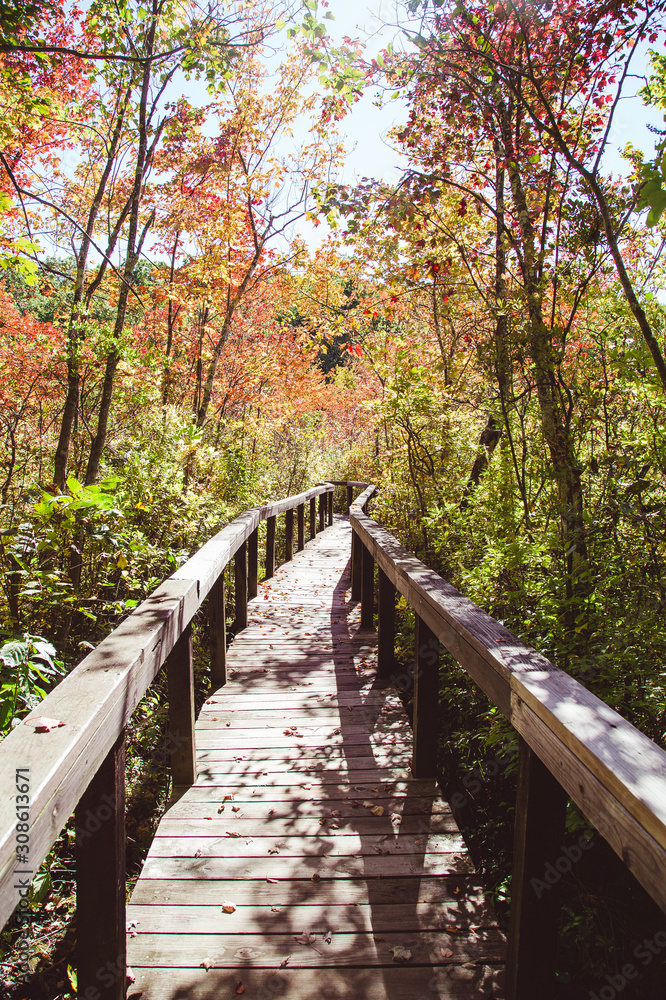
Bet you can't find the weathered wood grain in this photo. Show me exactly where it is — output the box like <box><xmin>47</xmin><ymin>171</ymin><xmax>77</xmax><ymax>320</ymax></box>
<box><xmin>128</xmin><ymin>517</ymin><xmax>503</xmax><ymax>998</ymax></box>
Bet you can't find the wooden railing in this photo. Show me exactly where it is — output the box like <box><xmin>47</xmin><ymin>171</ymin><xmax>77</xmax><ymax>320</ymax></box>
<box><xmin>5</xmin><ymin>477</ymin><xmax>666</xmax><ymax>1000</ymax></box>
<box><xmin>0</xmin><ymin>482</ymin><xmax>335</xmax><ymax>999</ymax></box>
<box><xmin>349</xmin><ymin>484</ymin><xmax>666</xmax><ymax>1000</ymax></box>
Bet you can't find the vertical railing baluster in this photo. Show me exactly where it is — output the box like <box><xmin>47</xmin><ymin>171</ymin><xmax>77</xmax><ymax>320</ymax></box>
<box><xmin>285</xmin><ymin>508</ymin><xmax>294</xmax><ymax>561</ymax></box>
<box><xmin>377</xmin><ymin>567</ymin><xmax>396</xmax><ymax>677</ymax></box>
<box><xmin>297</xmin><ymin>503</ymin><xmax>305</xmax><ymax>551</ymax></box>
<box><xmin>167</xmin><ymin>624</ymin><xmax>197</xmax><ymax>785</ymax></box>
<box><xmin>351</xmin><ymin>527</ymin><xmax>362</xmax><ymax>601</ymax></box>
<box><xmin>248</xmin><ymin>527</ymin><xmax>258</xmax><ymax>599</ymax></box>
<box><xmin>327</xmin><ymin>490</ymin><xmax>333</xmax><ymax>525</ymax></box>
<box><xmin>209</xmin><ymin>573</ymin><xmax>227</xmax><ymax>687</ymax></box>
<box><xmin>360</xmin><ymin>542</ymin><xmax>374</xmax><ymax>628</ymax></box>
<box><xmin>318</xmin><ymin>493</ymin><xmax>325</xmax><ymax>532</ymax></box>
<box><xmin>309</xmin><ymin>497</ymin><xmax>316</xmax><ymax>539</ymax></box>
<box><xmin>506</xmin><ymin>739</ymin><xmax>568</xmax><ymax>1000</ymax></box>
<box><xmin>235</xmin><ymin>541</ymin><xmax>247</xmax><ymax>631</ymax></box>
<box><xmin>347</xmin><ymin>483</ymin><xmax>353</xmax><ymax>511</ymax></box>
<box><xmin>412</xmin><ymin>614</ymin><xmax>439</xmax><ymax>778</ymax></box>
<box><xmin>265</xmin><ymin>515</ymin><xmax>276</xmax><ymax>579</ymax></box>
<box><xmin>75</xmin><ymin>733</ymin><xmax>126</xmax><ymax>1000</ymax></box>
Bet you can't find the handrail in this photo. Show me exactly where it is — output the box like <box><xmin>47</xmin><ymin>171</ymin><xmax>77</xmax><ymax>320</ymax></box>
<box><xmin>0</xmin><ymin>480</ymin><xmax>337</xmax><ymax>997</ymax></box>
<box><xmin>349</xmin><ymin>486</ymin><xmax>666</xmax><ymax>1000</ymax></box>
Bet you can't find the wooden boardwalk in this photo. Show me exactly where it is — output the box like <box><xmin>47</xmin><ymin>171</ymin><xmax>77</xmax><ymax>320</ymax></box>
<box><xmin>127</xmin><ymin>516</ymin><xmax>505</xmax><ymax>999</ymax></box>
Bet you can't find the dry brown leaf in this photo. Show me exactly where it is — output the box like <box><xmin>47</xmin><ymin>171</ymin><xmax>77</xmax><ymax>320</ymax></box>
<box><xmin>200</xmin><ymin>958</ymin><xmax>215</xmax><ymax>971</ymax></box>
<box><xmin>221</xmin><ymin>901</ymin><xmax>236</xmax><ymax>913</ymax></box>
<box><xmin>278</xmin><ymin>955</ymin><xmax>291</xmax><ymax>969</ymax></box>
<box><xmin>266</xmin><ymin>877</ymin><xmax>278</xmax><ymax>883</ymax></box>
<box><xmin>445</xmin><ymin>925</ymin><xmax>461</xmax><ymax>934</ymax></box>
<box><xmin>390</xmin><ymin>946</ymin><xmax>412</xmax><ymax>963</ymax></box>
<box><xmin>29</xmin><ymin>716</ymin><xmax>65</xmax><ymax>732</ymax></box>
<box><xmin>235</xmin><ymin>982</ymin><xmax>245</xmax><ymax>994</ymax></box>
<box><xmin>310</xmin><ymin>872</ymin><xmax>321</xmax><ymax>882</ymax></box>
<box><xmin>294</xmin><ymin>931</ymin><xmax>316</xmax><ymax>945</ymax></box>
<box><xmin>371</xmin><ymin>806</ymin><xmax>385</xmax><ymax>817</ymax></box>
<box><xmin>362</xmin><ymin>800</ymin><xmax>374</xmax><ymax>809</ymax></box>
<box><xmin>440</xmin><ymin>948</ymin><xmax>454</xmax><ymax>959</ymax></box>
<box><xmin>226</xmin><ymin>831</ymin><xmax>241</xmax><ymax>838</ymax></box>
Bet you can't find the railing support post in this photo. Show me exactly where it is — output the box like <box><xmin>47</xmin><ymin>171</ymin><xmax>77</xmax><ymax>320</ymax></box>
<box><xmin>285</xmin><ymin>508</ymin><xmax>294</xmax><ymax>561</ymax></box>
<box><xmin>327</xmin><ymin>490</ymin><xmax>333</xmax><ymax>525</ymax></box>
<box><xmin>360</xmin><ymin>542</ymin><xmax>374</xmax><ymax>629</ymax></box>
<box><xmin>248</xmin><ymin>527</ymin><xmax>258</xmax><ymax>599</ymax></box>
<box><xmin>235</xmin><ymin>541</ymin><xmax>247</xmax><ymax>630</ymax></box>
<box><xmin>209</xmin><ymin>574</ymin><xmax>227</xmax><ymax>687</ymax></box>
<box><xmin>297</xmin><ymin>503</ymin><xmax>305</xmax><ymax>551</ymax></box>
<box><xmin>266</xmin><ymin>515</ymin><xmax>276</xmax><ymax>578</ymax></box>
<box><xmin>377</xmin><ymin>567</ymin><xmax>396</xmax><ymax>677</ymax></box>
<box><xmin>318</xmin><ymin>493</ymin><xmax>326</xmax><ymax>532</ymax></box>
<box><xmin>412</xmin><ymin>614</ymin><xmax>439</xmax><ymax>778</ymax></box>
<box><xmin>347</xmin><ymin>484</ymin><xmax>353</xmax><ymax>510</ymax></box>
<box><xmin>309</xmin><ymin>497</ymin><xmax>316</xmax><ymax>539</ymax></box>
<box><xmin>351</xmin><ymin>526</ymin><xmax>362</xmax><ymax>601</ymax></box>
<box><xmin>75</xmin><ymin>733</ymin><xmax>126</xmax><ymax>1000</ymax></box>
<box><xmin>506</xmin><ymin>738</ymin><xmax>568</xmax><ymax>1000</ymax></box>
<box><xmin>166</xmin><ymin>623</ymin><xmax>197</xmax><ymax>785</ymax></box>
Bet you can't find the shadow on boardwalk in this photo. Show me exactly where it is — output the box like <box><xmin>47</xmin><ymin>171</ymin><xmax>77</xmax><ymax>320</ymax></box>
<box><xmin>127</xmin><ymin>515</ymin><xmax>505</xmax><ymax>1000</ymax></box>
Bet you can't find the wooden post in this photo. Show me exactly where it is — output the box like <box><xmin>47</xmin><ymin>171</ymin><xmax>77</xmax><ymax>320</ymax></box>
<box><xmin>166</xmin><ymin>624</ymin><xmax>197</xmax><ymax>785</ymax></box>
<box><xmin>377</xmin><ymin>568</ymin><xmax>396</xmax><ymax>677</ymax></box>
<box><xmin>412</xmin><ymin>614</ymin><xmax>439</xmax><ymax>779</ymax></box>
<box><xmin>75</xmin><ymin>734</ymin><xmax>126</xmax><ymax>1000</ymax></box>
<box><xmin>209</xmin><ymin>574</ymin><xmax>227</xmax><ymax>687</ymax></box>
<box><xmin>235</xmin><ymin>541</ymin><xmax>247</xmax><ymax>631</ymax></box>
<box><xmin>347</xmin><ymin>484</ymin><xmax>353</xmax><ymax>510</ymax></box>
<box><xmin>297</xmin><ymin>503</ymin><xmax>305</xmax><ymax>551</ymax></box>
<box><xmin>266</xmin><ymin>515</ymin><xmax>276</xmax><ymax>578</ymax></box>
<box><xmin>360</xmin><ymin>542</ymin><xmax>374</xmax><ymax>629</ymax></box>
<box><xmin>285</xmin><ymin>508</ymin><xmax>294</xmax><ymax>561</ymax></box>
<box><xmin>505</xmin><ymin>739</ymin><xmax>568</xmax><ymax>1000</ymax></box>
<box><xmin>248</xmin><ymin>527</ymin><xmax>258</xmax><ymax>599</ymax></box>
<box><xmin>318</xmin><ymin>493</ymin><xmax>325</xmax><ymax>532</ymax></box>
<box><xmin>351</xmin><ymin>527</ymin><xmax>362</xmax><ymax>601</ymax></box>
<box><xmin>309</xmin><ymin>497</ymin><xmax>316</xmax><ymax>539</ymax></box>
<box><xmin>327</xmin><ymin>490</ymin><xmax>333</xmax><ymax>525</ymax></box>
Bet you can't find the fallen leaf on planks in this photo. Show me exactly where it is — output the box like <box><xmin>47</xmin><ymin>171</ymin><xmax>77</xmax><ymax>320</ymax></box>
<box><xmin>221</xmin><ymin>901</ymin><xmax>236</xmax><ymax>913</ymax></box>
<box><xmin>200</xmin><ymin>958</ymin><xmax>215</xmax><ymax>970</ymax></box>
<box><xmin>29</xmin><ymin>716</ymin><xmax>65</xmax><ymax>732</ymax></box>
<box><xmin>390</xmin><ymin>946</ymin><xmax>412</xmax><ymax>963</ymax></box>
<box><xmin>440</xmin><ymin>948</ymin><xmax>454</xmax><ymax>959</ymax></box>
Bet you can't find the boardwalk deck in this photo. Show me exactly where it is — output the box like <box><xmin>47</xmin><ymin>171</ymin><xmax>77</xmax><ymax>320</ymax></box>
<box><xmin>127</xmin><ymin>516</ymin><xmax>506</xmax><ymax>999</ymax></box>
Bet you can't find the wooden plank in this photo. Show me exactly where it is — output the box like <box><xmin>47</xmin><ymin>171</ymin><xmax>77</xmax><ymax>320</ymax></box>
<box><xmin>265</xmin><ymin>514</ymin><xmax>276</xmax><ymax>579</ymax></box>
<box><xmin>248</xmin><ymin>527</ymin><xmax>259</xmax><ymax>599</ymax></box>
<box><xmin>208</xmin><ymin>575</ymin><xmax>227</xmax><ymax>687</ymax></box>
<box><xmin>286</xmin><ymin>508</ymin><xmax>294</xmax><ymax>562</ymax></box>
<box><xmin>126</xmin><ymin>899</ymin><xmax>493</xmax><ymax>933</ymax></box>
<box><xmin>413</xmin><ymin>615</ymin><xmax>439</xmax><ymax>780</ymax></box>
<box><xmin>140</xmin><ymin>852</ymin><xmax>474</xmax><ymax>879</ymax></box>
<box><xmin>297</xmin><ymin>503</ymin><xmax>305</xmax><ymax>551</ymax></box>
<box><xmin>124</xmin><ymin>966</ymin><xmax>504</xmax><ymax>1000</ymax></box>
<box><xmin>166</xmin><ymin>624</ymin><xmax>197</xmax><ymax>786</ymax></box>
<box><xmin>129</xmin><ymin>928</ymin><xmax>505</xmax><ymax>967</ymax></box>
<box><xmin>505</xmin><ymin>739</ymin><xmax>567</xmax><ymax>1000</ymax></box>
<box><xmin>377</xmin><ymin>567</ymin><xmax>396</xmax><ymax>677</ymax></box>
<box><xmin>75</xmin><ymin>733</ymin><xmax>126</xmax><ymax>1000</ymax></box>
<box><xmin>156</xmin><ymin>815</ymin><xmax>458</xmax><ymax>836</ymax></box>
<box><xmin>361</xmin><ymin>542</ymin><xmax>374</xmax><ymax>629</ymax></box>
<box><xmin>130</xmin><ymin>874</ymin><xmax>484</xmax><ymax>907</ymax></box>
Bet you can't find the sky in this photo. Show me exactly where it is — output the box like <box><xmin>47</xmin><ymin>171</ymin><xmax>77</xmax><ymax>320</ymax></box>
<box><xmin>284</xmin><ymin>0</ymin><xmax>666</xmax><ymax>247</ymax></box>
